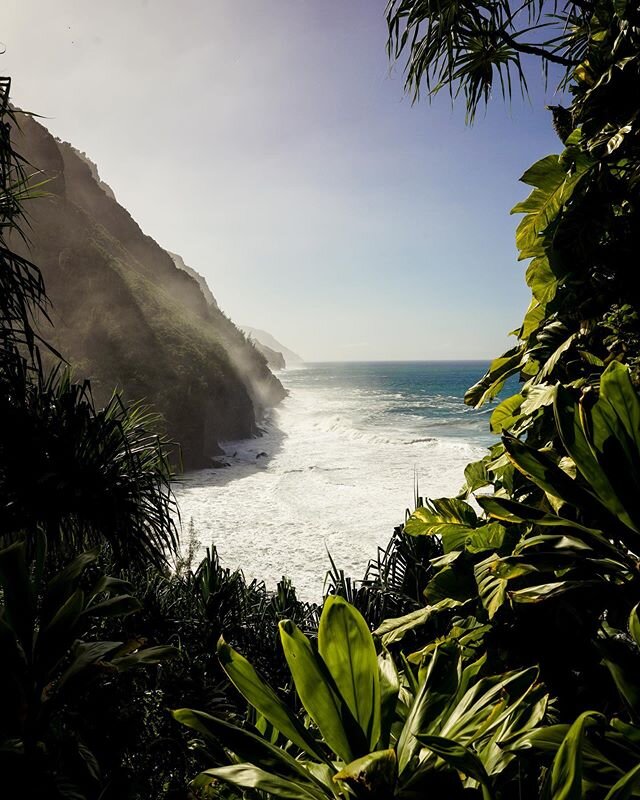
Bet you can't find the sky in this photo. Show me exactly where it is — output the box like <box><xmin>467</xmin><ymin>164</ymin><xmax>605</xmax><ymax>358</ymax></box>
<box><xmin>2</xmin><ymin>0</ymin><xmax>566</xmax><ymax>361</ymax></box>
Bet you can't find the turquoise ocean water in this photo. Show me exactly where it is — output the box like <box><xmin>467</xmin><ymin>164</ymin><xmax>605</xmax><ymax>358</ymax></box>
<box><xmin>174</xmin><ymin>361</ymin><xmax>495</xmax><ymax>600</ymax></box>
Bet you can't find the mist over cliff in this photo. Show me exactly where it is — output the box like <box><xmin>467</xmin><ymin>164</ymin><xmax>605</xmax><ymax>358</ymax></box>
<box><xmin>240</xmin><ymin>327</ymin><xmax>303</xmax><ymax>366</ymax></box>
<box><xmin>12</xmin><ymin>114</ymin><xmax>286</xmax><ymax>469</ymax></box>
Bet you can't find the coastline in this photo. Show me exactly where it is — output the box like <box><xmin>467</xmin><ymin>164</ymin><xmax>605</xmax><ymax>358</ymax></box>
<box><xmin>173</xmin><ymin>361</ymin><xmax>491</xmax><ymax>600</ymax></box>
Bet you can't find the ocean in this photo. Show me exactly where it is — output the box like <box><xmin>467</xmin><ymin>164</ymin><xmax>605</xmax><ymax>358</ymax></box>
<box><xmin>173</xmin><ymin>361</ymin><xmax>495</xmax><ymax>600</ymax></box>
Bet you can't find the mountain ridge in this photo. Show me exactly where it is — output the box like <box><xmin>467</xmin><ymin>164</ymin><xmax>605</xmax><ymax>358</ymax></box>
<box><xmin>240</xmin><ymin>326</ymin><xmax>303</xmax><ymax>367</ymax></box>
<box><xmin>12</xmin><ymin>114</ymin><xmax>285</xmax><ymax>469</ymax></box>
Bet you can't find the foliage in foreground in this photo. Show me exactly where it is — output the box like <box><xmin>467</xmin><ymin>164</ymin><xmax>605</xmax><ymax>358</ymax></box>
<box><xmin>176</xmin><ymin>597</ymin><xmax>546</xmax><ymax>799</ymax></box>
<box><xmin>5</xmin><ymin>0</ymin><xmax>640</xmax><ymax>797</ymax></box>
<box><xmin>0</xmin><ymin>538</ymin><xmax>176</xmax><ymax>796</ymax></box>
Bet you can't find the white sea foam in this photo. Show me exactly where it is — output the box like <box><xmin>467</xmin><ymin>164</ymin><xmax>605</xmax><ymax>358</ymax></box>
<box><xmin>173</xmin><ymin>366</ymin><xmax>488</xmax><ymax>601</ymax></box>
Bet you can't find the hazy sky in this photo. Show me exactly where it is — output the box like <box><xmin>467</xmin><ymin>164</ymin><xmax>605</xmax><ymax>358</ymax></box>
<box><xmin>2</xmin><ymin>1</ymin><xmax>564</xmax><ymax>360</ymax></box>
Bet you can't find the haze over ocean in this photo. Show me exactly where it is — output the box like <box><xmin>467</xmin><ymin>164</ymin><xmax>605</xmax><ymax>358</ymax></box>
<box><xmin>174</xmin><ymin>361</ymin><xmax>493</xmax><ymax>599</ymax></box>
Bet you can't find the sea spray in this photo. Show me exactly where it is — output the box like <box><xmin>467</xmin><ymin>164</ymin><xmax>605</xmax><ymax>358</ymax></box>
<box><xmin>173</xmin><ymin>361</ymin><xmax>491</xmax><ymax>600</ymax></box>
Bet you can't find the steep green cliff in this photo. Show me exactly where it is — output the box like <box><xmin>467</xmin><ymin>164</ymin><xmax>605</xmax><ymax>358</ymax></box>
<box><xmin>13</xmin><ymin>115</ymin><xmax>285</xmax><ymax>469</ymax></box>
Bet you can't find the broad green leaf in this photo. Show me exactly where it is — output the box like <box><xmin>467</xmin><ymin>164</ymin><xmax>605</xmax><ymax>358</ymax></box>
<box><xmin>200</xmin><ymin>764</ymin><xmax>326</xmax><ymax>800</ymax></box>
<box><xmin>217</xmin><ymin>638</ymin><xmax>324</xmax><ymax>760</ymax></box>
<box><xmin>502</xmin><ymin>433</ymin><xmax>595</xmax><ymax>510</ymax></box>
<box><xmin>521</xmin><ymin>384</ymin><xmax>557</xmax><ymax>415</ymax></box>
<box><xmin>598</xmin><ymin>362</ymin><xmax>640</xmax><ymax>450</ymax></box>
<box><xmin>43</xmin><ymin>548</ymin><xmax>100</xmax><ymax>624</ymax></box>
<box><xmin>503</xmin><ymin>724</ymin><xmax>570</xmax><ymax>754</ymax></box>
<box><xmin>629</xmin><ymin>604</ymin><xmax>640</xmax><ymax>648</ymax></box>
<box><xmin>537</xmin><ymin>332</ymin><xmax>578</xmax><ymax>382</ymax></box>
<box><xmin>599</xmin><ymin>636</ymin><xmax>640</xmax><ymax>717</ymax></box>
<box><xmin>334</xmin><ymin>749</ymin><xmax>397</xmax><ymax>795</ymax></box>
<box><xmin>465</xmin><ymin>523</ymin><xmax>508</xmax><ymax>554</ymax></box>
<box><xmin>374</xmin><ymin>598</ymin><xmax>462</xmax><ymax>645</ymax></box>
<box><xmin>520</xmin><ymin>298</ymin><xmax>546</xmax><ymax>339</ymax></box>
<box><xmin>111</xmin><ymin>644</ymin><xmax>178</xmax><ymax>669</ymax></box>
<box><xmin>510</xmin><ymin>581</ymin><xmax>597</xmax><ymax>604</ymax></box>
<box><xmin>526</xmin><ymin>256</ymin><xmax>560</xmax><ymax>304</ymax></box>
<box><xmin>474</xmin><ymin>555</ymin><xmax>536</xmax><ymax>618</ymax></box>
<box><xmin>555</xmin><ymin>384</ymin><xmax>635</xmax><ymax>532</ymax></box>
<box><xmin>439</xmin><ymin>667</ymin><xmax>539</xmax><ymax>745</ymax></box>
<box><xmin>430</xmin><ymin>551</ymin><xmax>464</xmax><ymax>568</ymax></box>
<box><xmin>318</xmin><ymin>596</ymin><xmax>381</xmax><ymax>751</ymax></box>
<box><xmin>477</xmin><ymin>495</ymin><xmax>619</xmax><ymax>556</ymax></box>
<box><xmin>87</xmin><ymin>576</ymin><xmax>135</xmax><ymax>603</ymax></box>
<box><xmin>83</xmin><ymin>594</ymin><xmax>142</xmax><ymax>618</ymax></box>
<box><xmin>408</xmin><ymin>621</ymin><xmax>491</xmax><ymax>665</ymax></box>
<box><xmin>396</xmin><ymin>645</ymin><xmax>459</xmax><ymax>774</ymax></box>
<box><xmin>279</xmin><ymin>619</ymin><xmax>357</xmax><ymax>762</ymax></box>
<box><xmin>424</xmin><ymin>565</ymin><xmax>476</xmax><ymax>604</ymax></box>
<box><xmin>36</xmin><ymin>589</ymin><xmax>86</xmax><ymax>674</ymax></box>
<box><xmin>512</xmin><ymin>153</ymin><xmax>590</xmax><ymax>260</ymax></box>
<box><xmin>405</xmin><ymin>498</ymin><xmax>479</xmax><ymax>552</ymax></box>
<box><xmin>173</xmin><ymin>709</ymin><xmax>326</xmax><ymax>788</ymax></box>
<box><xmin>580</xmin><ymin>362</ymin><xmax>640</xmax><ymax>531</ymax></box>
<box><xmin>477</xmin><ymin>688</ymin><xmax>549</xmax><ymax>779</ymax></box>
<box><xmin>57</xmin><ymin>640</ymin><xmax>123</xmax><ymax>689</ymax></box>
<box><xmin>378</xmin><ymin>649</ymin><xmax>399</xmax><ymax>747</ymax></box>
<box><xmin>419</xmin><ymin>735</ymin><xmax>494</xmax><ymax>799</ymax></box>
<box><xmin>550</xmin><ymin>711</ymin><xmax>603</xmax><ymax>800</ymax></box>
<box><xmin>465</xmin><ymin>347</ymin><xmax>525</xmax><ymax>408</ymax></box>
<box><xmin>464</xmin><ymin>458</ymin><xmax>489</xmax><ymax>492</ymax></box>
<box><xmin>515</xmin><ymin>534</ymin><xmax>593</xmax><ymax>554</ymax></box>
<box><xmin>490</xmin><ymin>394</ymin><xmax>524</xmax><ymax>434</ymax></box>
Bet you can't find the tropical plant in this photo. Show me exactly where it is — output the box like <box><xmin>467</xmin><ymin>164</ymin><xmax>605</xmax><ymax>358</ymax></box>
<box><xmin>70</xmin><ymin>542</ymin><xmax>322</xmax><ymax>800</ymax></box>
<box><xmin>0</xmin><ymin>537</ymin><xmax>177</xmax><ymax>798</ymax></box>
<box><xmin>389</xmin><ymin>362</ymin><xmax>639</xmax><ymax>714</ymax></box>
<box><xmin>507</xmin><ymin>602</ymin><xmax>640</xmax><ymax>797</ymax></box>
<box><xmin>0</xmin><ymin>365</ymin><xmax>178</xmax><ymax>568</ymax></box>
<box><xmin>174</xmin><ymin>596</ymin><xmax>549</xmax><ymax>799</ymax></box>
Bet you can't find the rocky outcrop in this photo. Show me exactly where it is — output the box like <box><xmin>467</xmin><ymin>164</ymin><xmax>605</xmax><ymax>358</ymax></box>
<box><xmin>11</xmin><ymin>114</ymin><xmax>285</xmax><ymax>469</ymax></box>
<box><xmin>240</xmin><ymin>327</ymin><xmax>303</xmax><ymax>367</ymax></box>
<box><xmin>168</xmin><ymin>251</ymin><xmax>219</xmax><ymax>309</ymax></box>
<box><xmin>252</xmin><ymin>341</ymin><xmax>286</xmax><ymax>370</ymax></box>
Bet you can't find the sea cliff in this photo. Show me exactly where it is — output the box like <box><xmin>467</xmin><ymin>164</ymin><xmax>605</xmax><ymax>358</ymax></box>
<box><xmin>12</xmin><ymin>115</ymin><xmax>286</xmax><ymax>468</ymax></box>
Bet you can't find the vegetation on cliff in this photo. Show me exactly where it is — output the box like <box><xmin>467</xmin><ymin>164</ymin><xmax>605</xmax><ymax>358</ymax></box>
<box><xmin>12</xmin><ymin>115</ymin><xmax>285</xmax><ymax>468</ymax></box>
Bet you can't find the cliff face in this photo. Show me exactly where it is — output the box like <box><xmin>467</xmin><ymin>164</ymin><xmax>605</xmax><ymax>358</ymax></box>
<box><xmin>240</xmin><ymin>327</ymin><xmax>304</xmax><ymax>367</ymax></box>
<box><xmin>253</xmin><ymin>341</ymin><xmax>286</xmax><ymax>370</ymax></box>
<box><xmin>12</xmin><ymin>115</ymin><xmax>285</xmax><ymax>469</ymax></box>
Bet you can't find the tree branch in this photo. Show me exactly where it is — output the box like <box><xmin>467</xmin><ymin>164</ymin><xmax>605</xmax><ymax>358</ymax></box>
<box><xmin>497</xmin><ymin>28</ymin><xmax>578</xmax><ymax>66</ymax></box>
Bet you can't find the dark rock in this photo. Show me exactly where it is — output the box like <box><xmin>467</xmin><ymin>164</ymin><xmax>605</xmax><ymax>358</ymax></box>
<box><xmin>209</xmin><ymin>459</ymin><xmax>230</xmax><ymax>469</ymax></box>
